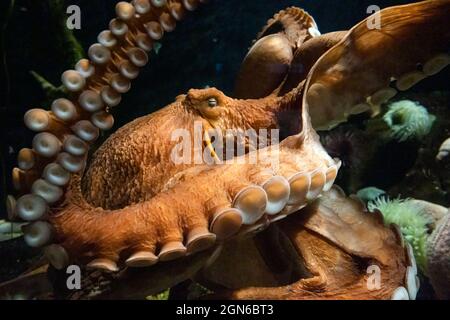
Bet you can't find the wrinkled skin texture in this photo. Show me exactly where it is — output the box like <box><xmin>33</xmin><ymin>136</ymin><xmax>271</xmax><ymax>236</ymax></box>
<box><xmin>5</xmin><ymin>0</ymin><xmax>450</xmax><ymax>300</ymax></box>
<box><xmin>53</xmin><ymin>130</ymin><xmax>335</xmax><ymax>265</ymax></box>
<box><xmin>427</xmin><ymin>211</ymin><xmax>450</xmax><ymax>299</ymax></box>
<box><xmin>83</xmin><ymin>88</ymin><xmax>297</xmax><ymax>209</ymax></box>
<box><xmin>13</xmin><ymin>3</ymin><xmax>338</xmax><ymax>270</ymax></box>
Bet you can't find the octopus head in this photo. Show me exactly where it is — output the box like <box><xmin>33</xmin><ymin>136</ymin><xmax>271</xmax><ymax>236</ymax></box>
<box><xmin>177</xmin><ymin>87</ymin><xmax>285</xmax><ymax>160</ymax></box>
<box><xmin>183</xmin><ymin>88</ymin><xmax>231</xmax><ymax>122</ymax></box>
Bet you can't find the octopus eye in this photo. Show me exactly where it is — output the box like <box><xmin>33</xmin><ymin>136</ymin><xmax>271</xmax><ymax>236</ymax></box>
<box><xmin>208</xmin><ymin>98</ymin><xmax>218</xmax><ymax>108</ymax></box>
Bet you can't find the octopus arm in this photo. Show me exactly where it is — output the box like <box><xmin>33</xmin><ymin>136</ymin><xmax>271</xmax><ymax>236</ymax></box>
<box><xmin>279</xmin><ymin>31</ymin><xmax>348</xmax><ymax>95</ymax></box>
<box><xmin>204</xmin><ymin>187</ymin><xmax>416</xmax><ymax>300</ymax></box>
<box><xmin>10</xmin><ymin>0</ymin><xmax>204</xmax><ymax>206</ymax></box>
<box><xmin>234</xmin><ymin>7</ymin><xmax>320</xmax><ymax>99</ymax></box>
<box><xmin>8</xmin><ymin>0</ymin><xmax>340</xmax><ymax>273</ymax></box>
<box><xmin>7</xmin><ymin>0</ymin><xmax>211</xmax><ymax>269</ymax></box>
<box><xmin>304</xmin><ymin>0</ymin><xmax>450</xmax><ymax>130</ymax></box>
<box><xmin>1</xmin><ymin>188</ymin><xmax>414</xmax><ymax>300</ymax></box>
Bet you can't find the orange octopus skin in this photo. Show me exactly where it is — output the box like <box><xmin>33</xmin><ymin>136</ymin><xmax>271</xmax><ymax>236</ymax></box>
<box><xmin>202</xmin><ymin>187</ymin><xmax>413</xmax><ymax>300</ymax></box>
<box><xmin>83</xmin><ymin>87</ymin><xmax>296</xmax><ymax>210</ymax></box>
<box><xmin>51</xmin><ymin>117</ymin><xmax>336</xmax><ymax>266</ymax></box>
<box><xmin>5</xmin><ymin>0</ymin><xmax>449</xmax><ymax>300</ymax></box>
<box><xmin>236</xmin><ymin>1</ymin><xmax>450</xmax><ymax>130</ymax></box>
<box><xmin>9</xmin><ymin>1</ymin><xmax>340</xmax><ymax>272</ymax></box>
<box><xmin>304</xmin><ymin>0</ymin><xmax>450</xmax><ymax>130</ymax></box>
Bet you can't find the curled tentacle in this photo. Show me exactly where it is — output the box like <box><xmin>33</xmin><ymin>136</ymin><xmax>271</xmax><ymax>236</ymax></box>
<box><xmin>255</xmin><ymin>6</ymin><xmax>320</xmax><ymax>47</ymax></box>
<box><xmin>234</xmin><ymin>7</ymin><xmax>320</xmax><ymax>99</ymax></box>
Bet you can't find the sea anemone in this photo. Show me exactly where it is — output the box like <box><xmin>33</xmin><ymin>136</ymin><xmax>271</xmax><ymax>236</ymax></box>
<box><xmin>383</xmin><ymin>100</ymin><xmax>436</xmax><ymax>142</ymax></box>
<box><xmin>368</xmin><ymin>197</ymin><xmax>432</xmax><ymax>273</ymax></box>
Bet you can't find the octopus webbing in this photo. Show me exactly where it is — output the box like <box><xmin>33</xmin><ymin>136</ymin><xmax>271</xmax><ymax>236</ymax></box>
<box><xmin>4</xmin><ymin>0</ymin><xmax>450</xmax><ymax>300</ymax></box>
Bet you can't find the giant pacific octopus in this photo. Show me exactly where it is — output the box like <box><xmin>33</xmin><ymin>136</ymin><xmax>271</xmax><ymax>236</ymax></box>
<box><xmin>3</xmin><ymin>0</ymin><xmax>450</xmax><ymax>300</ymax></box>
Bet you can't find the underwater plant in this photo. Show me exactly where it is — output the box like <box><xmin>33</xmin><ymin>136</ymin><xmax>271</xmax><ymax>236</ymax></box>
<box><xmin>30</xmin><ymin>0</ymin><xmax>85</xmax><ymax>103</ymax></box>
<box><xmin>146</xmin><ymin>289</ymin><xmax>170</xmax><ymax>301</ymax></box>
<box><xmin>368</xmin><ymin>197</ymin><xmax>432</xmax><ymax>273</ymax></box>
<box><xmin>382</xmin><ymin>100</ymin><xmax>436</xmax><ymax>142</ymax></box>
